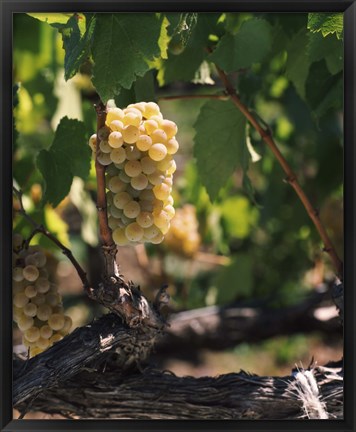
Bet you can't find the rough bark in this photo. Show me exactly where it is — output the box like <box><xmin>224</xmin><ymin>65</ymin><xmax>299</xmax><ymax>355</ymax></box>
<box><xmin>13</xmin><ymin>313</ymin><xmax>164</xmax><ymax>406</ymax></box>
<box><xmin>157</xmin><ymin>289</ymin><xmax>342</xmax><ymax>355</ymax></box>
<box><xmin>15</xmin><ymin>362</ymin><xmax>343</xmax><ymax>420</ymax></box>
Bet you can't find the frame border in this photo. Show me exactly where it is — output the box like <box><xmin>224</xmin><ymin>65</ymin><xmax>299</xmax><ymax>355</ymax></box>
<box><xmin>1</xmin><ymin>1</ymin><xmax>355</xmax><ymax>431</ymax></box>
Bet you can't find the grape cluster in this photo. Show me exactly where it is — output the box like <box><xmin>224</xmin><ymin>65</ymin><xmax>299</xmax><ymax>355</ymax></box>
<box><xmin>89</xmin><ymin>102</ymin><xmax>179</xmax><ymax>246</ymax></box>
<box><xmin>12</xmin><ymin>234</ymin><xmax>72</xmax><ymax>358</ymax></box>
<box><xmin>164</xmin><ymin>204</ymin><xmax>201</xmax><ymax>257</ymax></box>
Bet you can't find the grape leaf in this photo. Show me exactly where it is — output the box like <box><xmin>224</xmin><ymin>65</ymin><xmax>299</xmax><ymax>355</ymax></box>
<box><xmin>307</xmin><ymin>13</ymin><xmax>343</xmax><ymax>39</ymax></box>
<box><xmin>162</xmin><ymin>14</ymin><xmax>220</xmax><ymax>85</ymax></box>
<box><xmin>209</xmin><ymin>18</ymin><xmax>272</xmax><ymax>72</ymax></box>
<box><xmin>59</xmin><ymin>14</ymin><xmax>96</xmax><ymax>81</ymax></box>
<box><xmin>27</xmin><ymin>13</ymin><xmax>74</xmax><ymax>26</ymax></box>
<box><xmin>193</xmin><ymin>100</ymin><xmax>246</xmax><ymax>201</ymax></box>
<box><xmin>37</xmin><ymin>117</ymin><xmax>90</xmax><ymax>207</ymax></box>
<box><xmin>285</xmin><ymin>29</ymin><xmax>310</xmax><ymax>99</ymax></box>
<box><xmin>305</xmin><ymin>61</ymin><xmax>342</xmax><ymax>118</ymax></box>
<box><xmin>215</xmin><ymin>255</ymin><xmax>253</xmax><ymax>304</ymax></box>
<box><xmin>114</xmin><ymin>71</ymin><xmax>156</xmax><ymax>107</ymax></box>
<box><xmin>307</xmin><ymin>32</ymin><xmax>343</xmax><ymax>75</ymax></box>
<box><xmin>91</xmin><ymin>14</ymin><xmax>161</xmax><ymax>102</ymax></box>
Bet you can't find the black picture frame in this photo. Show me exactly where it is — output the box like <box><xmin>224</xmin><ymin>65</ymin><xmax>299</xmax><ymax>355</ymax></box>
<box><xmin>1</xmin><ymin>1</ymin><xmax>355</xmax><ymax>431</ymax></box>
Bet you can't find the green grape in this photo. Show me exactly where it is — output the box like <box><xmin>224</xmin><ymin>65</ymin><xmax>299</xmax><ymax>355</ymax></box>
<box><xmin>36</xmin><ymin>337</ymin><xmax>50</xmax><ymax>350</ymax></box>
<box><xmin>113</xmin><ymin>191</ymin><xmax>132</xmax><ymax>209</ymax></box>
<box><xmin>150</xmin><ymin>129</ymin><xmax>167</xmax><ymax>144</ymax></box>
<box><xmin>37</xmin><ymin>304</ymin><xmax>52</xmax><ymax>321</ymax></box>
<box><xmin>108</xmin><ymin>216</ymin><xmax>120</xmax><ymax>230</ymax></box>
<box><xmin>153</xmin><ymin>183</ymin><xmax>171</xmax><ymax>201</ymax></box>
<box><xmin>166</xmin><ymin>138</ymin><xmax>179</xmax><ymax>155</ymax></box>
<box><xmin>40</xmin><ymin>325</ymin><xmax>53</xmax><ymax>339</ymax></box>
<box><xmin>109</xmin><ymin>205</ymin><xmax>123</xmax><ymax>219</ymax></box>
<box><xmin>136</xmin><ymin>134</ymin><xmax>152</xmax><ymax>151</ymax></box>
<box><xmin>139</xmin><ymin>189</ymin><xmax>155</xmax><ymax>201</ymax></box>
<box><xmin>106</xmin><ymin>107</ymin><xmax>124</xmax><ymax>126</ymax></box>
<box><xmin>88</xmin><ymin>134</ymin><xmax>97</xmax><ymax>152</ymax></box>
<box><xmin>148</xmin><ymin>143</ymin><xmax>167</xmax><ymax>161</ymax></box>
<box><xmin>143</xmin><ymin>224</ymin><xmax>160</xmax><ymax>239</ymax></box>
<box><xmin>108</xmin><ymin>131</ymin><xmax>124</xmax><ymax>148</ymax></box>
<box><xmin>110</xmin><ymin>147</ymin><xmax>126</xmax><ymax>164</ymax></box>
<box><xmin>14</xmin><ymin>292</ymin><xmax>29</xmax><ymax>308</ymax></box>
<box><xmin>23</xmin><ymin>302</ymin><xmax>37</xmax><ymax>317</ymax></box>
<box><xmin>125</xmin><ymin>222</ymin><xmax>144</xmax><ymax>242</ymax></box>
<box><xmin>141</xmin><ymin>156</ymin><xmax>157</xmax><ymax>175</ymax></box>
<box><xmin>108</xmin><ymin>176</ymin><xmax>127</xmax><ymax>193</ymax></box>
<box><xmin>123</xmin><ymin>201</ymin><xmax>140</xmax><ymax>219</ymax></box>
<box><xmin>22</xmin><ymin>265</ymin><xmax>40</xmax><ymax>282</ymax></box>
<box><xmin>136</xmin><ymin>211</ymin><xmax>154</xmax><ymax>228</ymax></box>
<box><xmin>25</xmin><ymin>326</ymin><xmax>40</xmax><ymax>343</ymax></box>
<box><xmin>143</xmin><ymin>119</ymin><xmax>158</xmax><ymax>135</ymax></box>
<box><xmin>48</xmin><ymin>313</ymin><xmax>65</xmax><ymax>331</ymax></box>
<box><xmin>97</xmin><ymin>152</ymin><xmax>112</xmax><ymax>166</ymax></box>
<box><xmin>161</xmin><ymin>119</ymin><xmax>178</xmax><ymax>139</ymax></box>
<box><xmin>35</xmin><ymin>277</ymin><xmax>50</xmax><ymax>293</ymax></box>
<box><xmin>17</xmin><ymin>316</ymin><xmax>34</xmax><ymax>331</ymax></box>
<box><xmin>124</xmin><ymin>160</ymin><xmax>142</xmax><ymax>177</ymax></box>
<box><xmin>118</xmin><ymin>171</ymin><xmax>131</xmax><ymax>184</ymax></box>
<box><xmin>109</xmin><ymin>120</ymin><xmax>124</xmax><ymax>132</ymax></box>
<box><xmin>122</xmin><ymin>125</ymin><xmax>140</xmax><ymax>144</ymax></box>
<box><xmin>147</xmin><ymin>171</ymin><xmax>165</xmax><ymax>186</ymax></box>
<box><xmin>13</xmin><ymin>267</ymin><xmax>24</xmax><ymax>282</ymax></box>
<box><xmin>143</xmin><ymin>102</ymin><xmax>160</xmax><ymax>118</ymax></box>
<box><xmin>31</xmin><ymin>293</ymin><xmax>46</xmax><ymax>306</ymax></box>
<box><xmin>125</xmin><ymin>145</ymin><xmax>141</xmax><ymax>161</ymax></box>
<box><xmin>131</xmin><ymin>173</ymin><xmax>148</xmax><ymax>191</ymax></box>
<box><xmin>123</xmin><ymin>112</ymin><xmax>141</xmax><ymax>127</ymax></box>
<box><xmin>99</xmin><ymin>140</ymin><xmax>112</xmax><ymax>153</ymax></box>
<box><xmin>112</xmin><ymin>228</ymin><xmax>129</xmax><ymax>246</ymax></box>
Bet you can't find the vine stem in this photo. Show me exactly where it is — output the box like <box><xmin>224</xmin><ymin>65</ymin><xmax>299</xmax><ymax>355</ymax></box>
<box><xmin>12</xmin><ymin>186</ymin><xmax>90</xmax><ymax>289</ymax></box>
<box><xmin>94</xmin><ymin>101</ymin><xmax>118</xmax><ymax>278</ymax></box>
<box><xmin>213</xmin><ymin>63</ymin><xmax>343</xmax><ymax>278</ymax></box>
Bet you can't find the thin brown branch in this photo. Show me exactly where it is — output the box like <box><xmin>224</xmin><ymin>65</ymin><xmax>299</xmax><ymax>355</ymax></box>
<box><xmin>94</xmin><ymin>101</ymin><xmax>118</xmax><ymax>278</ymax></box>
<box><xmin>212</xmin><ymin>63</ymin><xmax>343</xmax><ymax>278</ymax></box>
<box><xmin>159</xmin><ymin>93</ymin><xmax>229</xmax><ymax>101</ymax></box>
<box><xmin>12</xmin><ymin>186</ymin><xmax>90</xmax><ymax>289</ymax></box>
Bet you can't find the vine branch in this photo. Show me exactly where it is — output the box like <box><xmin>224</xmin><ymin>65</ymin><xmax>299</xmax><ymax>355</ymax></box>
<box><xmin>212</xmin><ymin>62</ymin><xmax>343</xmax><ymax>278</ymax></box>
<box><xmin>12</xmin><ymin>186</ymin><xmax>90</xmax><ymax>289</ymax></box>
<box><xmin>94</xmin><ymin>101</ymin><xmax>118</xmax><ymax>278</ymax></box>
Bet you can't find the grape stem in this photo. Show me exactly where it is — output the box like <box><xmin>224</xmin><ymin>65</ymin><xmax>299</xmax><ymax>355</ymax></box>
<box><xmin>212</xmin><ymin>60</ymin><xmax>343</xmax><ymax>279</ymax></box>
<box><xmin>94</xmin><ymin>101</ymin><xmax>119</xmax><ymax>279</ymax></box>
<box><xmin>12</xmin><ymin>186</ymin><xmax>90</xmax><ymax>289</ymax></box>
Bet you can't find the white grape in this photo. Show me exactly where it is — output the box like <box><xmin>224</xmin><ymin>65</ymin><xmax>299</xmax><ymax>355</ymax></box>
<box><xmin>124</xmin><ymin>160</ymin><xmax>142</xmax><ymax>177</ymax></box>
<box><xmin>125</xmin><ymin>223</ymin><xmax>144</xmax><ymax>242</ymax></box>
<box><xmin>123</xmin><ymin>200</ymin><xmax>140</xmax><ymax>219</ymax></box>
<box><xmin>149</xmin><ymin>143</ymin><xmax>167</xmax><ymax>161</ymax></box>
<box><xmin>99</xmin><ymin>140</ymin><xmax>112</xmax><ymax>153</ymax></box>
<box><xmin>122</xmin><ymin>125</ymin><xmax>140</xmax><ymax>144</ymax></box>
<box><xmin>136</xmin><ymin>134</ymin><xmax>152</xmax><ymax>151</ymax></box>
<box><xmin>108</xmin><ymin>131</ymin><xmax>124</xmax><ymax>148</ymax></box>
<box><xmin>110</xmin><ymin>147</ymin><xmax>126</xmax><ymax>164</ymax></box>
<box><xmin>131</xmin><ymin>173</ymin><xmax>148</xmax><ymax>191</ymax></box>
<box><xmin>113</xmin><ymin>191</ymin><xmax>132</xmax><ymax>209</ymax></box>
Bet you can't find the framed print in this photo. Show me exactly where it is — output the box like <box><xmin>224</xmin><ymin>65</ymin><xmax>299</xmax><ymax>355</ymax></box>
<box><xmin>1</xmin><ymin>1</ymin><xmax>355</xmax><ymax>431</ymax></box>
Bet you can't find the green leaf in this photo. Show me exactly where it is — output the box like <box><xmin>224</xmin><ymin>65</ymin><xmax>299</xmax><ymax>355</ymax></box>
<box><xmin>60</xmin><ymin>14</ymin><xmax>96</xmax><ymax>80</ymax></box>
<box><xmin>158</xmin><ymin>15</ymin><xmax>170</xmax><ymax>60</ymax></box>
<box><xmin>37</xmin><ymin>117</ymin><xmax>89</xmax><ymax>207</ymax></box>
<box><xmin>307</xmin><ymin>13</ymin><xmax>343</xmax><ymax>39</ymax></box>
<box><xmin>27</xmin><ymin>13</ymin><xmax>74</xmax><ymax>26</ymax></box>
<box><xmin>162</xmin><ymin>14</ymin><xmax>220</xmax><ymax>85</ymax></box>
<box><xmin>305</xmin><ymin>61</ymin><xmax>342</xmax><ymax>118</ymax></box>
<box><xmin>215</xmin><ymin>255</ymin><xmax>253</xmax><ymax>304</ymax></box>
<box><xmin>220</xmin><ymin>195</ymin><xmax>258</xmax><ymax>239</ymax></box>
<box><xmin>209</xmin><ymin>18</ymin><xmax>272</xmax><ymax>72</ymax></box>
<box><xmin>285</xmin><ymin>29</ymin><xmax>310</xmax><ymax>99</ymax></box>
<box><xmin>114</xmin><ymin>70</ymin><xmax>156</xmax><ymax>107</ymax></box>
<box><xmin>92</xmin><ymin>14</ymin><xmax>161</xmax><ymax>102</ymax></box>
<box><xmin>193</xmin><ymin>100</ymin><xmax>246</xmax><ymax>201</ymax></box>
<box><xmin>307</xmin><ymin>32</ymin><xmax>343</xmax><ymax>75</ymax></box>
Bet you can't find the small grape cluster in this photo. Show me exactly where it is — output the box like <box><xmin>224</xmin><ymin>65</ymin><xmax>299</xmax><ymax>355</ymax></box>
<box><xmin>89</xmin><ymin>102</ymin><xmax>179</xmax><ymax>245</ymax></box>
<box><xmin>12</xmin><ymin>234</ymin><xmax>72</xmax><ymax>358</ymax></box>
<box><xmin>164</xmin><ymin>204</ymin><xmax>201</xmax><ymax>257</ymax></box>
